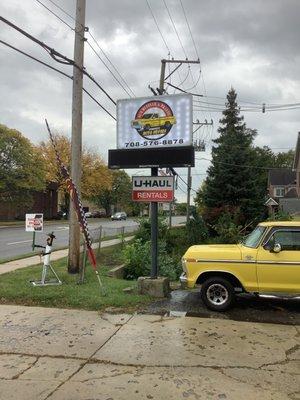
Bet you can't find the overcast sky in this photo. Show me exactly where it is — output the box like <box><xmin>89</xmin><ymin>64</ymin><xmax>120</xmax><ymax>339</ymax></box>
<box><xmin>0</xmin><ymin>0</ymin><xmax>299</xmax><ymax>202</ymax></box>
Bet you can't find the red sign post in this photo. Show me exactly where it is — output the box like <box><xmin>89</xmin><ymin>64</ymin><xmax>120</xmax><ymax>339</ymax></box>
<box><xmin>132</xmin><ymin>176</ymin><xmax>174</xmax><ymax>202</ymax></box>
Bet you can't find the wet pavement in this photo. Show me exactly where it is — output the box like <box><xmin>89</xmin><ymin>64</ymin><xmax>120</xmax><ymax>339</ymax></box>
<box><xmin>142</xmin><ymin>288</ymin><xmax>300</xmax><ymax>325</ymax></box>
<box><xmin>0</xmin><ymin>305</ymin><xmax>299</xmax><ymax>399</ymax></box>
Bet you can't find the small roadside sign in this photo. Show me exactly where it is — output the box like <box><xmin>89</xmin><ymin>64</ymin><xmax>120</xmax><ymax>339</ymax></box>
<box><xmin>25</xmin><ymin>214</ymin><xmax>43</xmax><ymax>232</ymax></box>
<box><xmin>132</xmin><ymin>176</ymin><xmax>174</xmax><ymax>202</ymax></box>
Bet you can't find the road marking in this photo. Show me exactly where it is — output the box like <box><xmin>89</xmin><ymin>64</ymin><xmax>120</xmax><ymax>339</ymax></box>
<box><xmin>7</xmin><ymin>240</ymin><xmax>32</xmax><ymax>245</ymax></box>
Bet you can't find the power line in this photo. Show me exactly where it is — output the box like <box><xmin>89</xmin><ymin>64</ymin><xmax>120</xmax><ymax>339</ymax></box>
<box><xmin>177</xmin><ymin>174</ymin><xmax>198</xmax><ymax>193</ymax></box>
<box><xmin>195</xmin><ymin>157</ymin><xmax>291</xmax><ymax>171</ymax></box>
<box><xmin>47</xmin><ymin>0</ymin><xmax>79</xmax><ymax>25</ymax></box>
<box><xmin>86</xmin><ymin>40</ymin><xmax>133</xmax><ymax>98</ymax></box>
<box><xmin>167</xmin><ymin>82</ymin><xmax>203</xmax><ymax>96</ymax></box>
<box><xmin>35</xmin><ymin>0</ymin><xmax>74</xmax><ymax>30</ymax></box>
<box><xmin>0</xmin><ymin>39</ymin><xmax>116</xmax><ymax>121</ymax></box>
<box><xmin>146</xmin><ymin>0</ymin><xmax>170</xmax><ymax>54</ymax></box>
<box><xmin>163</xmin><ymin>0</ymin><xmax>188</xmax><ymax>59</ymax></box>
<box><xmin>87</xmin><ymin>30</ymin><xmax>135</xmax><ymax>97</ymax></box>
<box><xmin>34</xmin><ymin>0</ymin><xmax>135</xmax><ymax>98</ymax></box>
<box><xmin>0</xmin><ymin>15</ymin><xmax>116</xmax><ymax>106</ymax></box>
<box><xmin>179</xmin><ymin>0</ymin><xmax>199</xmax><ymax>60</ymax></box>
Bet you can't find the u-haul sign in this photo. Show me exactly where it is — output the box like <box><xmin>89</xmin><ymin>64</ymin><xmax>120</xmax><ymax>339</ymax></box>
<box><xmin>132</xmin><ymin>176</ymin><xmax>174</xmax><ymax>202</ymax></box>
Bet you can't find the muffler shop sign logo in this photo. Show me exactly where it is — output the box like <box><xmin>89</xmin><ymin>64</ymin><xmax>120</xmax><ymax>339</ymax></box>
<box><xmin>132</xmin><ymin>101</ymin><xmax>175</xmax><ymax>140</ymax></box>
<box><xmin>132</xmin><ymin>176</ymin><xmax>174</xmax><ymax>202</ymax></box>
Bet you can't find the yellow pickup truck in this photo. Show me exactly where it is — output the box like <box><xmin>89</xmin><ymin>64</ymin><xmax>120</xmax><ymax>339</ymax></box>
<box><xmin>180</xmin><ymin>221</ymin><xmax>300</xmax><ymax>311</ymax></box>
<box><xmin>131</xmin><ymin>113</ymin><xmax>176</xmax><ymax>131</ymax></box>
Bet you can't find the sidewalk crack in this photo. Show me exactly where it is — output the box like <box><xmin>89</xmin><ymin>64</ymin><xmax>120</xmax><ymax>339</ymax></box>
<box><xmin>42</xmin><ymin>314</ymin><xmax>134</xmax><ymax>400</ymax></box>
<box><xmin>12</xmin><ymin>356</ymin><xmax>40</xmax><ymax>380</ymax></box>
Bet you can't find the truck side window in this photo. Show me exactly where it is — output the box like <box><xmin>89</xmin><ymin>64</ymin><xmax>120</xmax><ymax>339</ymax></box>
<box><xmin>273</xmin><ymin>230</ymin><xmax>300</xmax><ymax>251</ymax></box>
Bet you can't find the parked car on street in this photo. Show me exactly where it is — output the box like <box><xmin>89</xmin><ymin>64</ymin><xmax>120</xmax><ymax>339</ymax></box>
<box><xmin>111</xmin><ymin>212</ymin><xmax>127</xmax><ymax>221</ymax></box>
<box><xmin>91</xmin><ymin>210</ymin><xmax>106</xmax><ymax>218</ymax></box>
<box><xmin>85</xmin><ymin>211</ymin><xmax>92</xmax><ymax>218</ymax></box>
<box><xmin>180</xmin><ymin>221</ymin><xmax>300</xmax><ymax>311</ymax></box>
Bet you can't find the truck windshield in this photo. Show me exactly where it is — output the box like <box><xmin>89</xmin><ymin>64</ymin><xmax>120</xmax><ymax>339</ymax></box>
<box><xmin>242</xmin><ymin>226</ymin><xmax>266</xmax><ymax>248</ymax></box>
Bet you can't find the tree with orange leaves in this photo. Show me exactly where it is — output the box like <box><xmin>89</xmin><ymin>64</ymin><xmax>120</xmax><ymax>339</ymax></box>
<box><xmin>39</xmin><ymin>133</ymin><xmax>112</xmax><ymax>211</ymax></box>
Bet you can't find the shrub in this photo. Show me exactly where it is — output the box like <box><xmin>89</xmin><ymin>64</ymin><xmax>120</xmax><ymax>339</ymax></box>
<box><xmin>213</xmin><ymin>212</ymin><xmax>243</xmax><ymax>244</ymax></box>
<box><xmin>123</xmin><ymin>239</ymin><xmax>181</xmax><ymax>281</ymax></box>
<box><xmin>135</xmin><ymin>217</ymin><xmax>168</xmax><ymax>243</ymax></box>
<box><xmin>186</xmin><ymin>211</ymin><xmax>209</xmax><ymax>246</ymax></box>
<box><xmin>267</xmin><ymin>210</ymin><xmax>292</xmax><ymax>221</ymax></box>
<box><xmin>165</xmin><ymin>226</ymin><xmax>189</xmax><ymax>257</ymax></box>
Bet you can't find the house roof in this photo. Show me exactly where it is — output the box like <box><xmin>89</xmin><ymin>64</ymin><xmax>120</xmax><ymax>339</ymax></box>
<box><xmin>284</xmin><ymin>188</ymin><xmax>299</xmax><ymax>198</ymax></box>
<box><xmin>293</xmin><ymin>132</ymin><xmax>300</xmax><ymax>170</ymax></box>
<box><xmin>264</xmin><ymin>197</ymin><xmax>278</xmax><ymax>206</ymax></box>
<box><xmin>268</xmin><ymin>168</ymin><xmax>296</xmax><ymax>186</ymax></box>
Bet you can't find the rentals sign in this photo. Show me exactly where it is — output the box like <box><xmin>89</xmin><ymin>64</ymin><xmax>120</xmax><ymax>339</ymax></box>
<box><xmin>132</xmin><ymin>176</ymin><xmax>174</xmax><ymax>202</ymax></box>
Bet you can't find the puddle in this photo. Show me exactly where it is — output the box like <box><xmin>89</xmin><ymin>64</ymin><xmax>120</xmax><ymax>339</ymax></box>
<box><xmin>140</xmin><ymin>289</ymin><xmax>300</xmax><ymax>325</ymax></box>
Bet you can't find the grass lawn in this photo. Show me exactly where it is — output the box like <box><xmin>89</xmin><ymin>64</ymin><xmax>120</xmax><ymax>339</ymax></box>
<box><xmin>0</xmin><ymin>244</ymin><xmax>153</xmax><ymax>312</ymax></box>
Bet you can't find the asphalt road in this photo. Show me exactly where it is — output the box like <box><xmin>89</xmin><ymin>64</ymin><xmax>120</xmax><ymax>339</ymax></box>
<box><xmin>143</xmin><ymin>288</ymin><xmax>300</xmax><ymax>325</ymax></box>
<box><xmin>0</xmin><ymin>216</ymin><xmax>185</xmax><ymax>261</ymax></box>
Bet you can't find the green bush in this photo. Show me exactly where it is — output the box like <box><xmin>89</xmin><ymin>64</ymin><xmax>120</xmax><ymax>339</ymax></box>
<box><xmin>135</xmin><ymin>217</ymin><xmax>168</xmax><ymax>243</ymax></box>
<box><xmin>267</xmin><ymin>210</ymin><xmax>292</xmax><ymax>221</ymax></box>
<box><xmin>186</xmin><ymin>211</ymin><xmax>209</xmax><ymax>246</ymax></box>
<box><xmin>213</xmin><ymin>212</ymin><xmax>243</xmax><ymax>244</ymax></box>
<box><xmin>123</xmin><ymin>239</ymin><xmax>181</xmax><ymax>281</ymax></box>
<box><xmin>165</xmin><ymin>226</ymin><xmax>189</xmax><ymax>257</ymax></box>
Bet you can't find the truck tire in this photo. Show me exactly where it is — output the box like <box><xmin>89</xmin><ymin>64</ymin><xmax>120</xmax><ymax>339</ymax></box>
<box><xmin>201</xmin><ymin>277</ymin><xmax>235</xmax><ymax>311</ymax></box>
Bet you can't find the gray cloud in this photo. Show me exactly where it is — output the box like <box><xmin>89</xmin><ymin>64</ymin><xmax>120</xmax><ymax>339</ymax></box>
<box><xmin>0</xmin><ymin>0</ymin><xmax>299</xmax><ymax>201</ymax></box>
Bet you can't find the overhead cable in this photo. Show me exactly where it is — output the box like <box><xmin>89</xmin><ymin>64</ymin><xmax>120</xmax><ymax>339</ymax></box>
<box><xmin>195</xmin><ymin>157</ymin><xmax>291</xmax><ymax>170</ymax></box>
<box><xmin>167</xmin><ymin>82</ymin><xmax>203</xmax><ymax>96</ymax></box>
<box><xmin>163</xmin><ymin>0</ymin><xmax>188</xmax><ymax>59</ymax></box>
<box><xmin>35</xmin><ymin>0</ymin><xmax>135</xmax><ymax>98</ymax></box>
<box><xmin>146</xmin><ymin>0</ymin><xmax>171</xmax><ymax>54</ymax></box>
<box><xmin>86</xmin><ymin>40</ymin><xmax>133</xmax><ymax>98</ymax></box>
<box><xmin>179</xmin><ymin>0</ymin><xmax>199</xmax><ymax>60</ymax></box>
<box><xmin>0</xmin><ymin>39</ymin><xmax>116</xmax><ymax>121</ymax></box>
<box><xmin>0</xmin><ymin>15</ymin><xmax>116</xmax><ymax>105</ymax></box>
<box><xmin>35</xmin><ymin>0</ymin><xmax>74</xmax><ymax>30</ymax></box>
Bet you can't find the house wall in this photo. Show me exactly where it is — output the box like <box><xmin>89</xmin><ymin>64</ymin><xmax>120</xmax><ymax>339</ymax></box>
<box><xmin>268</xmin><ymin>184</ymin><xmax>297</xmax><ymax>198</ymax></box>
<box><xmin>0</xmin><ymin>183</ymin><xmax>58</xmax><ymax>221</ymax></box>
<box><xmin>279</xmin><ymin>198</ymin><xmax>300</xmax><ymax>214</ymax></box>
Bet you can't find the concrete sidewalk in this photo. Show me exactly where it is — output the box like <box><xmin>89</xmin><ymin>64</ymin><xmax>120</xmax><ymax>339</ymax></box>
<box><xmin>0</xmin><ymin>236</ymin><xmax>133</xmax><ymax>275</ymax></box>
<box><xmin>0</xmin><ymin>305</ymin><xmax>299</xmax><ymax>399</ymax></box>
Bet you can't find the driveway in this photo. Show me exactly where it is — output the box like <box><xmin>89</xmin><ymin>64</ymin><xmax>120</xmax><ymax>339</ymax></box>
<box><xmin>143</xmin><ymin>288</ymin><xmax>300</xmax><ymax>325</ymax></box>
<box><xmin>0</xmin><ymin>304</ymin><xmax>299</xmax><ymax>399</ymax></box>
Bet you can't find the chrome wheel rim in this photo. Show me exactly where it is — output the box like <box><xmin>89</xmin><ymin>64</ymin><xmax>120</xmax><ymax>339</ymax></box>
<box><xmin>207</xmin><ymin>284</ymin><xmax>228</xmax><ymax>306</ymax></box>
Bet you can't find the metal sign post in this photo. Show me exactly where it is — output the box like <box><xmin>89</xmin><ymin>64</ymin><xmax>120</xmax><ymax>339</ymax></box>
<box><xmin>150</xmin><ymin>168</ymin><xmax>158</xmax><ymax>278</ymax></box>
<box><xmin>132</xmin><ymin>174</ymin><xmax>175</xmax><ymax>279</ymax></box>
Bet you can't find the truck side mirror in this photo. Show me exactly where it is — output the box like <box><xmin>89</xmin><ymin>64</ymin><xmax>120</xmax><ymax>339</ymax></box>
<box><xmin>272</xmin><ymin>243</ymin><xmax>282</xmax><ymax>253</ymax></box>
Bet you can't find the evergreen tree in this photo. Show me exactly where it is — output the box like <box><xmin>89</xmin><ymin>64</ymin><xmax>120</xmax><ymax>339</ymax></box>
<box><xmin>202</xmin><ymin>88</ymin><xmax>264</xmax><ymax>223</ymax></box>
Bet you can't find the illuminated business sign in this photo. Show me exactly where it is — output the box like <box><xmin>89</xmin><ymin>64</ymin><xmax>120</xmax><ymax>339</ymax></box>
<box><xmin>117</xmin><ymin>94</ymin><xmax>192</xmax><ymax>149</ymax></box>
<box><xmin>132</xmin><ymin>176</ymin><xmax>174</xmax><ymax>202</ymax></box>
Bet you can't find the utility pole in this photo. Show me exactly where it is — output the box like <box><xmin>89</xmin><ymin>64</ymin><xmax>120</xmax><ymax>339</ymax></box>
<box><xmin>186</xmin><ymin>120</ymin><xmax>213</xmax><ymax>223</ymax></box>
<box><xmin>157</xmin><ymin>58</ymin><xmax>200</xmax><ymax>229</ymax></box>
<box><xmin>68</xmin><ymin>0</ymin><xmax>86</xmax><ymax>274</ymax></box>
<box><xmin>148</xmin><ymin>58</ymin><xmax>200</xmax><ymax>278</ymax></box>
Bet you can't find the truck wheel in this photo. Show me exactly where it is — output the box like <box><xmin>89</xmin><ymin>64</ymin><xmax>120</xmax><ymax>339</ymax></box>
<box><xmin>201</xmin><ymin>277</ymin><xmax>235</xmax><ymax>311</ymax></box>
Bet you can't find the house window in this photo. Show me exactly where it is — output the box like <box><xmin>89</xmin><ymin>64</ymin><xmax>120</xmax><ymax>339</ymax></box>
<box><xmin>274</xmin><ymin>187</ymin><xmax>285</xmax><ymax>197</ymax></box>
